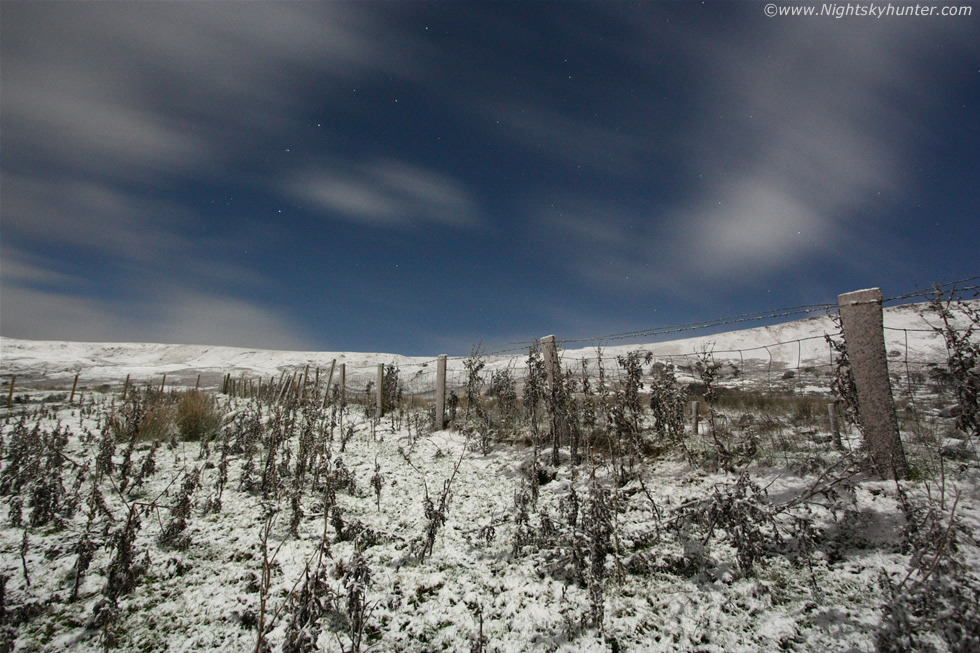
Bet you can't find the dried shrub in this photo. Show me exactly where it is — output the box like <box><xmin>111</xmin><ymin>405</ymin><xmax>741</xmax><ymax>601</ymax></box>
<box><xmin>928</xmin><ymin>286</ymin><xmax>980</xmax><ymax>444</ymax></box>
<box><xmin>159</xmin><ymin>468</ymin><xmax>201</xmax><ymax>550</ymax></box>
<box><xmin>649</xmin><ymin>362</ymin><xmax>686</xmax><ymax>443</ymax></box>
<box><xmin>673</xmin><ymin>472</ymin><xmax>777</xmax><ymax>576</ymax></box>
<box><xmin>877</xmin><ymin>487</ymin><xmax>980</xmax><ymax>652</ymax></box>
<box><xmin>175</xmin><ymin>391</ymin><xmax>224</xmax><ymax>443</ymax></box>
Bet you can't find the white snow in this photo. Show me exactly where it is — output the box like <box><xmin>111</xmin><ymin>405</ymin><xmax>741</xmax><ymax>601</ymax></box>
<box><xmin>0</xmin><ymin>299</ymin><xmax>977</xmax><ymax>651</ymax></box>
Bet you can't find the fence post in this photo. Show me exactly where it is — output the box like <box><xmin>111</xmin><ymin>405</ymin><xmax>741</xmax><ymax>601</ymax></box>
<box><xmin>323</xmin><ymin>360</ymin><xmax>337</xmax><ymax>408</ymax></box>
<box><xmin>70</xmin><ymin>372</ymin><xmax>80</xmax><ymax>403</ymax></box>
<box><xmin>123</xmin><ymin>374</ymin><xmax>130</xmax><ymax>400</ymax></box>
<box><xmin>6</xmin><ymin>376</ymin><xmax>15</xmax><ymax>408</ymax></box>
<box><xmin>828</xmin><ymin>403</ymin><xmax>843</xmax><ymax>451</ymax></box>
<box><xmin>690</xmin><ymin>400</ymin><xmax>700</xmax><ymax>434</ymax></box>
<box><xmin>435</xmin><ymin>354</ymin><xmax>448</xmax><ymax>430</ymax></box>
<box><xmin>195</xmin><ymin>374</ymin><xmax>201</xmax><ymax>391</ymax></box>
<box><xmin>376</xmin><ymin>364</ymin><xmax>384</xmax><ymax>418</ymax></box>
<box><xmin>541</xmin><ymin>335</ymin><xmax>559</xmax><ymax>390</ymax></box>
<box><xmin>838</xmin><ymin>287</ymin><xmax>909</xmax><ymax>479</ymax></box>
<box><xmin>276</xmin><ymin>370</ymin><xmax>286</xmax><ymax>400</ymax></box>
<box><xmin>276</xmin><ymin>373</ymin><xmax>289</xmax><ymax>404</ymax></box>
<box><xmin>339</xmin><ymin>364</ymin><xmax>346</xmax><ymax>404</ymax></box>
<box><xmin>160</xmin><ymin>374</ymin><xmax>166</xmax><ymax>393</ymax></box>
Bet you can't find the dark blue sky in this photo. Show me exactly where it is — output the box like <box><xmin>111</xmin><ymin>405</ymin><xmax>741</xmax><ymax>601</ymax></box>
<box><xmin>1</xmin><ymin>1</ymin><xmax>977</xmax><ymax>355</ymax></box>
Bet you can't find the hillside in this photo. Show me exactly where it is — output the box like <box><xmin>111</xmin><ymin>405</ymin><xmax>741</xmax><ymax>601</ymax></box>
<box><xmin>0</xmin><ymin>301</ymin><xmax>964</xmax><ymax>394</ymax></box>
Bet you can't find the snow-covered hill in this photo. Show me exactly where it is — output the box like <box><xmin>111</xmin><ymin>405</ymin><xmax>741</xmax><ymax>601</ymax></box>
<box><xmin>0</xmin><ymin>300</ymin><xmax>968</xmax><ymax>391</ymax></box>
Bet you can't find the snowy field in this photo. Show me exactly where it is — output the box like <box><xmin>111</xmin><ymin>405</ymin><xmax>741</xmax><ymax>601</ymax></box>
<box><xmin>0</xmin><ymin>301</ymin><xmax>978</xmax><ymax>652</ymax></box>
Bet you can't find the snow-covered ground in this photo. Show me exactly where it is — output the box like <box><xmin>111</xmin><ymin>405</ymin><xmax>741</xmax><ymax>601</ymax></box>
<box><xmin>0</xmin><ymin>300</ymin><xmax>977</xmax><ymax>652</ymax></box>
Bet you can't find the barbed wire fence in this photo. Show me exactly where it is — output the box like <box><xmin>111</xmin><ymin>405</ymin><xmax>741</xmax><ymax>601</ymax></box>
<box><xmin>6</xmin><ymin>279</ymin><xmax>977</xmax><ymax>442</ymax></box>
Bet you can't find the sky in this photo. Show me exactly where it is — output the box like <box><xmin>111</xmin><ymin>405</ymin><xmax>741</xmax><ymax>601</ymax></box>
<box><xmin>1</xmin><ymin>1</ymin><xmax>977</xmax><ymax>356</ymax></box>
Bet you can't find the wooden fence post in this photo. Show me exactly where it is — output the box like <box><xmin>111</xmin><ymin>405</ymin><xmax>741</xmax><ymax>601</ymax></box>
<box><xmin>376</xmin><ymin>364</ymin><xmax>384</xmax><ymax>418</ymax></box>
<box><xmin>160</xmin><ymin>374</ymin><xmax>167</xmax><ymax>393</ymax></box>
<box><xmin>838</xmin><ymin>287</ymin><xmax>909</xmax><ymax>479</ymax></box>
<box><xmin>6</xmin><ymin>376</ymin><xmax>15</xmax><ymax>408</ymax></box>
<box><xmin>70</xmin><ymin>372</ymin><xmax>80</xmax><ymax>403</ymax></box>
<box><xmin>435</xmin><ymin>354</ymin><xmax>448</xmax><ymax>430</ymax></box>
<box><xmin>275</xmin><ymin>374</ymin><xmax>287</xmax><ymax>403</ymax></box>
<box><xmin>276</xmin><ymin>370</ymin><xmax>286</xmax><ymax>400</ymax></box>
<box><xmin>195</xmin><ymin>374</ymin><xmax>201</xmax><ymax>391</ymax></box>
<box><xmin>123</xmin><ymin>374</ymin><xmax>130</xmax><ymax>400</ymax></box>
<box><xmin>338</xmin><ymin>364</ymin><xmax>346</xmax><ymax>404</ymax></box>
<box><xmin>828</xmin><ymin>403</ymin><xmax>843</xmax><ymax>450</ymax></box>
<box><xmin>323</xmin><ymin>360</ymin><xmax>337</xmax><ymax>408</ymax></box>
<box><xmin>690</xmin><ymin>400</ymin><xmax>700</xmax><ymax>434</ymax></box>
<box><xmin>541</xmin><ymin>335</ymin><xmax>558</xmax><ymax>390</ymax></box>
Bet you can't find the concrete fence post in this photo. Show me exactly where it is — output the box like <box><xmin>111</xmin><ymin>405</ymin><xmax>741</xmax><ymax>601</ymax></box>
<box><xmin>376</xmin><ymin>364</ymin><xmax>384</xmax><ymax>418</ymax></box>
<box><xmin>435</xmin><ymin>354</ymin><xmax>448</xmax><ymax>430</ymax></box>
<box><xmin>838</xmin><ymin>287</ymin><xmax>909</xmax><ymax>479</ymax></box>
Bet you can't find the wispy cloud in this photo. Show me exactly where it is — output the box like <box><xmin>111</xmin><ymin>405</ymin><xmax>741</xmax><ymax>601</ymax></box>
<box><xmin>0</xmin><ymin>3</ymin><xmax>423</xmax><ymax>345</ymax></box>
<box><xmin>288</xmin><ymin>159</ymin><xmax>482</xmax><ymax>229</ymax></box>
<box><xmin>0</xmin><ymin>284</ymin><xmax>315</xmax><ymax>351</ymax></box>
<box><xmin>0</xmin><ymin>249</ymin><xmax>73</xmax><ymax>288</ymax></box>
<box><xmin>668</xmin><ymin>17</ymin><xmax>973</xmax><ymax>277</ymax></box>
<box><xmin>489</xmin><ymin>102</ymin><xmax>643</xmax><ymax>175</ymax></box>
<box><xmin>1</xmin><ymin>175</ymin><xmax>188</xmax><ymax>263</ymax></box>
<box><xmin>530</xmin><ymin>13</ymin><xmax>974</xmax><ymax>291</ymax></box>
<box><xmin>1</xmin><ymin>2</ymin><xmax>392</xmax><ymax>181</ymax></box>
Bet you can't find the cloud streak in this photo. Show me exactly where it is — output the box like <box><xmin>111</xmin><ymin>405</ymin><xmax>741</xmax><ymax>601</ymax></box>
<box><xmin>1</xmin><ymin>3</ymin><xmax>394</xmax><ymax>181</ymax></box>
<box><xmin>0</xmin><ymin>3</ymin><xmax>424</xmax><ymax>346</ymax></box>
<box><xmin>531</xmin><ymin>11</ymin><xmax>975</xmax><ymax>291</ymax></box>
<box><xmin>288</xmin><ymin>160</ymin><xmax>482</xmax><ymax>229</ymax></box>
<box><xmin>0</xmin><ymin>284</ymin><xmax>315</xmax><ymax>351</ymax></box>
